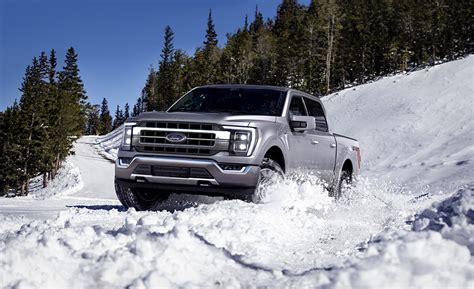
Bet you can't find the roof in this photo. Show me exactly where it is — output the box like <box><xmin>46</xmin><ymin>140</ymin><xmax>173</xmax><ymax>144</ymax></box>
<box><xmin>198</xmin><ymin>84</ymin><xmax>290</xmax><ymax>92</ymax></box>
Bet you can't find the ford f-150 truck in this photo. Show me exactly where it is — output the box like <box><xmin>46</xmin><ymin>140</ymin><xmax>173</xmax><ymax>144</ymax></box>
<box><xmin>115</xmin><ymin>84</ymin><xmax>361</xmax><ymax>210</ymax></box>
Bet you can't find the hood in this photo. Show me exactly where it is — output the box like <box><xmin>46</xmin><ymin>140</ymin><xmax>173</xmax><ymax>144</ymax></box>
<box><xmin>129</xmin><ymin>111</ymin><xmax>277</xmax><ymax>127</ymax></box>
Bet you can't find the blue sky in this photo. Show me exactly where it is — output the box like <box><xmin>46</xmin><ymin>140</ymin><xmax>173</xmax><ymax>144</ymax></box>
<box><xmin>0</xmin><ymin>0</ymin><xmax>310</xmax><ymax>111</ymax></box>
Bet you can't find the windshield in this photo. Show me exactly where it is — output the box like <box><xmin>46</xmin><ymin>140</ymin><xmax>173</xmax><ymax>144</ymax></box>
<box><xmin>168</xmin><ymin>87</ymin><xmax>286</xmax><ymax>116</ymax></box>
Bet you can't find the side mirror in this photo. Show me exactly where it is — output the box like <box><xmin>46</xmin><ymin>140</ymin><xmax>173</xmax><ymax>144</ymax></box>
<box><xmin>290</xmin><ymin>115</ymin><xmax>316</xmax><ymax>132</ymax></box>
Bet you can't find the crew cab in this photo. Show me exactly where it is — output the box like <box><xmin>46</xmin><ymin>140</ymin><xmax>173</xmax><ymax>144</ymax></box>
<box><xmin>115</xmin><ymin>84</ymin><xmax>361</xmax><ymax>210</ymax></box>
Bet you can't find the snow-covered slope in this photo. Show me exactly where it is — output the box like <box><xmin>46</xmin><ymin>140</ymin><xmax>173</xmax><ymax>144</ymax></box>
<box><xmin>0</xmin><ymin>57</ymin><xmax>473</xmax><ymax>288</ymax></box>
<box><xmin>324</xmin><ymin>57</ymin><xmax>473</xmax><ymax>192</ymax></box>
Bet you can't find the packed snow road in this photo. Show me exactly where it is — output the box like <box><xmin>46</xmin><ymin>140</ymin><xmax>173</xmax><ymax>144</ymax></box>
<box><xmin>0</xmin><ymin>137</ymin><xmax>119</xmax><ymax>219</ymax></box>
<box><xmin>1</xmin><ymin>57</ymin><xmax>473</xmax><ymax>288</ymax></box>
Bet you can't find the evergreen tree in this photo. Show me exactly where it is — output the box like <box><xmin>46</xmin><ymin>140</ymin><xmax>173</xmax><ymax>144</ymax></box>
<box><xmin>0</xmin><ymin>102</ymin><xmax>22</xmax><ymax>194</ymax></box>
<box><xmin>221</xmin><ymin>19</ymin><xmax>254</xmax><ymax>84</ymax></box>
<box><xmin>272</xmin><ymin>0</ymin><xmax>306</xmax><ymax>87</ymax></box>
<box><xmin>132</xmin><ymin>97</ymin><xmax>143</xmax><ymax>117</ymax></box>
<box><xmin>55</xmin><ymin>47</ymin><xmax>88</xmax><ymax>173</ymax></box>
<box><xmin>204</xmin><ymin>9</ymin><xmax>218</xmax><ymax>48</ymax></box>
<box><xmin>142</xmin><ymin>67</ymin><xmax>157</xmax><ymax>111</ymax></box>
<box><xmin>123</xmin><ymin>103</ymin><xmax>130</xmax><ymax>120</ymax></box>
<box><xmin>156</xmin><ymin>25</ymin><xmax>178</xmax><ymax>110</ymax></box>
<box><xmin>198</xmin><ymin>9</ymin><xmax>221</xmax><ymax>84</ymax></box>
<box><xmin>85</xmin><ymin>104</ymin><xmax>101</xmax><ymax>135</ymax></box>
<box><xmin>99</xmin><ymin>98</ymin><xmax>112</xmax><ymax>135</ymax></box>
<box><xmin>113</xmin><ymin>105</ymin><xmax>124</xmax><ymax>129</ymax></box>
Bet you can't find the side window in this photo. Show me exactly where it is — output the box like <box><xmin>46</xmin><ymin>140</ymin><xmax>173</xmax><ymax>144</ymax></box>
<box><xmin>288</xmin><ymin>96</ymin><xmax>307</xmax><ymax>116</ymax></box>
<box><xmin>305</xmin><ymin>98</ymin><xmax>329</xmax><ymax>132</ymax></box>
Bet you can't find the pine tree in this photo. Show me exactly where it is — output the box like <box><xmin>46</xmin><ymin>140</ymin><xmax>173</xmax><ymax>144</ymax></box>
<box><xmin>204</xmin><ymin>9</ymin><xmax>218</xmax><ymax>48</ymax></box>
<box><xmin>142</xmin><ymin>67</ymin><xmax>157</xmax><ymax>111</ymax></box>
<box><xmin>113</xmin><ymin>105</ymin><xmax>124</xmax><ymax>129</ymax></box>
<box><xmin>248</xmin><ymin>14</ymin><xmax>276</xmax><ymax>85</ymax></box>
<box><xmin>123</xmin><ymin>103</ymin><xmax>130</xmax><ymax>120</ymax></box>
<box><xmin>85</xmin><ymin>104</ymin><xmax>101</xmax><ymax>135</ymax></box>
<box><xmin>17</xmin><ymin>53</ymin><xmax>51</xmax><ymax>194</ymax></box>
<box><xmin>156</xmin><ymin>25</ymin><xmax>178</xmax><ymax>110</ymax></box>
<box><xmin>0</xmin><ymin>102</ymin><xmax>22</xmax><ymax>194</ymax></box>
<box><xmin>272</xmin><ymin>0</ymin><xmax>306</xmax><ymax>87</ymax></box>
<box><xmin>99</xmin><ymin>98</ymin><xmax>112</xmax><ymax>135</ymax></box>
<box><xmin>221</xmin><ymin>18</ymin><xmax>254</xmax><ymax>84</ymax></box>
<box><xmin>55</xmin><ymin>47</ymin><xmax>88</xmax><ymax>173</ymax></box>
<box><xmin>198</xmin><ymin>9</ymin><xmax>221</xmax><ymax>84</ymax></box>
<box><xmin>132</xmin><ymin>97</ymin><xmax>143</xmax><ymax>117</ymax></box>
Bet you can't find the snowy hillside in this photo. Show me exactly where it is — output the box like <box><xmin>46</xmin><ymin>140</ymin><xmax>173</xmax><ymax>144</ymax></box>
<box><xmin>324</xmin><ymin>57</ymin><xmax>473</xmax><ymax>193</ymax></box>
<box><xmin>0</xmin><ymin>57</ymin><xmax>473</xmax><ymax>288</ymax></box>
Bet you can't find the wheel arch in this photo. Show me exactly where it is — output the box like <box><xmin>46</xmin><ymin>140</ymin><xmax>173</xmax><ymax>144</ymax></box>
<box><xmin>263</xmin><ymin>145</ymin><xmax>286</xmax><ymax>172</ymax></box>
<box><xmin>340</xmin><ymin>159</ymin><xmax>354</xmax><ymax>183</ymax></box>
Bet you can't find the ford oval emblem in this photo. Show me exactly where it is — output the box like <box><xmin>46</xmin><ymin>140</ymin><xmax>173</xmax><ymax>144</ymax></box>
<box><xmin>165</xmin><ymin>132</ymin><xmax>187</xmax><ymax>143</ymax></box>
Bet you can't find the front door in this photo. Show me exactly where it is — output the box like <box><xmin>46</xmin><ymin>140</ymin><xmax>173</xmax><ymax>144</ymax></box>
<box><xmin>286</xmin><ymin>96</ymin><xmax>316</xmax><ymax>171</ymax></box>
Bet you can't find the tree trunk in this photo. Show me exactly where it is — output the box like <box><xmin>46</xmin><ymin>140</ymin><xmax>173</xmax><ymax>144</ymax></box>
<box><xmin>43</xmin><ymin>172</ymin><xmax>48</xmax><ymax>188</ymax></box>
<box><xmin>20</xmin><ymin>180</ymin><xmax>26</xmax><ymax>196</ymax></box>
<box><xmin>326</xmin><ymin>15</ymin><xmax>335</xmax><ymax>93</ymax></box>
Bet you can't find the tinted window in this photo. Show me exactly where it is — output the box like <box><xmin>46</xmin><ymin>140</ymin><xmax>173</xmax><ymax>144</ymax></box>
<box><xmin>305</xmin><ymin>98</ymin><xmax>329</xmax><ymax>132</ymax></box>
<box><xmin>168</xmin><ymin>87</ymin><xmax>286</xmax><ymax>116</ymax></box>
<box><xmin>288</xmin><ymin>96</ymin><xmax>307</xmax><ymax>116</ymax></box>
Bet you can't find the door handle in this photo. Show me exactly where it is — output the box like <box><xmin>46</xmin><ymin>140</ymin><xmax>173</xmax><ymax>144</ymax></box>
<box><xmin>330</xmin><ymin>143</ymin><xmax>336</xmax><ymax>148</ymax></box>
<box><xmin>311</xmin><ymin>140</ymin><xmax>319</xmax><ymax>145</ymax></box>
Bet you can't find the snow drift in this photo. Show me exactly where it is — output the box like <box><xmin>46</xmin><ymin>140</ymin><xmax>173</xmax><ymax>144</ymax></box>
<box><xmin>1</xmin><ymin>56</ymin><xmax>473</xmax><ymax>288</ymax></box>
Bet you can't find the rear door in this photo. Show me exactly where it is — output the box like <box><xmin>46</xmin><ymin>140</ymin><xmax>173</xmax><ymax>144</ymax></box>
<box><xmin>303</xmin><ymin>97</ymin><xmax>337</xmax><ymax>184</ymax></box>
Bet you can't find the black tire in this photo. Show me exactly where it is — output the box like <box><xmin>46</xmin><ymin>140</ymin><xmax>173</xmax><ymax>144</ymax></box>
<box><xmin>115</xmin><ymin>180</ymin><xmax>169</xmax><ymax>211</ymax></box>
<box><xmin>332</xmin><ymin>170</ymin><xmax>352</xmax><ymax>199</ymax></box>
<box><xmin>251</xmin><ymin>158</ymin><xmax>285</xmax><ymax>203</ymax></box>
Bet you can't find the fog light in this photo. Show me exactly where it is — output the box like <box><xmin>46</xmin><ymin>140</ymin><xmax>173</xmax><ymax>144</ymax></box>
<box><xmin>118</xmin><ymin>157</ymin><xmax>133</xmax><ymax>166</ymax></box>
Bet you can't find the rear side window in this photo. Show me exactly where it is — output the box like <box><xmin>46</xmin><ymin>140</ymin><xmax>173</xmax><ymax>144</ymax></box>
<box><xmin>305</xmin><ymin>98</ymin><xmax>329</xmax><ymax>132</ymax></box>
<box><xmin>288</xmin><ymin>96</ymin><xmax>307</xmax><ymax>116</ymax></box>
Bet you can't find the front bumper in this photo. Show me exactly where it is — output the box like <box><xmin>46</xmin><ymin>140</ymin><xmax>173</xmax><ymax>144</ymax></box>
<box><xmin>115</xmin><ymin>155</ymin><xmax>260</xmax><ymax>197</ymax></box>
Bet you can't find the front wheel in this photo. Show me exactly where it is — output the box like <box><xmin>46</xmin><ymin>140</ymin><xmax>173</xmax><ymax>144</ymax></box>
<box><xmin>115</xmin><ymin>180</ymin><xmax>170</xmax><ymax>211</ymax></box>
<box><xmin>252</xmin><ymin>158</ymin><xmax>285</xmax><ymax>203</ymax></box>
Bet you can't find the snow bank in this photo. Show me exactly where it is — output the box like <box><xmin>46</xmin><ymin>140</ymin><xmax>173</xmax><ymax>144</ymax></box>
<box><xmin>95</xmin><ymin>125</ymin><xmax>124</xmax><ymax>161</ymax></box>
<box><xmin>28</xmin><ymin>161</ymin><xmax>83</xmax><ymax>199</ymax></box>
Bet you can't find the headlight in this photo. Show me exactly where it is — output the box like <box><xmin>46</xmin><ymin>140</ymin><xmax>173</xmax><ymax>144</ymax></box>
<box><xmin>224</xmin><ymin>126</ymin><xmax>257</xmax><ymax>156</ymax></box>
<box><xmin>121</xmin><ymin>123</ymin><xmax>135</xmax><ymax>150</ymax></box>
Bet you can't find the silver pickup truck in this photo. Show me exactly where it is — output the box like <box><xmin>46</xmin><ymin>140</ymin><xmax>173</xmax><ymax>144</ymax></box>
<box><xmin>115</xmin><ymin>84</ymin><xmax>361</xmax><ymax>210</ymax></box>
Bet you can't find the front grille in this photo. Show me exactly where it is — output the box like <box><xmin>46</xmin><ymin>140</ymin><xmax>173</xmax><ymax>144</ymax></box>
<box><xmin>133</xmin><ymin>165</ymin><xmax>213</xmax><ymax>179</ymax></box>
<box><xmin>140</xmin><ymin>130</ymin><xmax>215</xmax><ymax>147</ymax></box>
<box><xmin>144</xmin><ymin>121</ymin><xmax>214</xmax><ymax>131</ymax></box>
<box><xmin>134</xmin><ymin>122</ymin><xmax>224</xmax><ymax>155</ymax></box>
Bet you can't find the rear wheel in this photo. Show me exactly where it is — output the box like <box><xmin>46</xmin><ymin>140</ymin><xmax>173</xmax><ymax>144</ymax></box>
<box><xmin>332</xmin><ymin>170</ymin><xmax>352</xmax><ymax>199</ymax></box>
<box><xmin>252</xmin><ymin>158</ymin><xmax>285</xmax><ymax>203</ymax></box>
<box><xmin>115</xmin><ymin>180</ymin><xmax>170</xmax><ymax>211</ymax></box>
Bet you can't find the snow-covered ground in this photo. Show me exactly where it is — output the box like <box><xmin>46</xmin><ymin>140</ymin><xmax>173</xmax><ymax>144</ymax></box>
<box><xmin>0</xmin><ymin>57</ymin><xmax>473</xmax><ymax>288</ymax></box>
